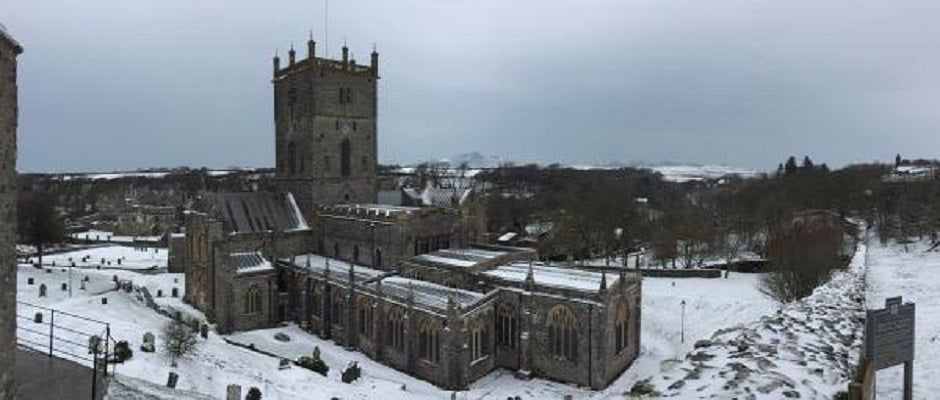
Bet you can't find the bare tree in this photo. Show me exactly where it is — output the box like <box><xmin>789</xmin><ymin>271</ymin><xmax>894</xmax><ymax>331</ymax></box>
<box><xmin>760</xmin><ymin>212</ymin><xmax>843</xmax><ymax>303</ymax></box>
<box><xmin>18</xmin><ymin>193</ymin><xmax>65</xmax><ymax>265</ymax></box>
<box><xmin>163</xmin><ymin>319</ymin><xmax>199</xmax><ymax>366</ymax></box>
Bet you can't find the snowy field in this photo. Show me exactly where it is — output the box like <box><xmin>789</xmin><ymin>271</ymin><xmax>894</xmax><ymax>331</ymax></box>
<box><xmin>15</xmin><ymin>246</ymin><xmax>777</xmax><ymax>399</ymax></box>
<box><xmin>30</xmin><ymin>245</ymin><xmax>167</xmax><ymax>270</ymax></box>
<box><xmin>866</xmin><ymin>239</ymin><xmax>940</xmax><ymax>399</ymax></box>
<box><xmin>70</xmin><ymin>230</ymin><xmax>163</xmax><ymax>244</ymax></box>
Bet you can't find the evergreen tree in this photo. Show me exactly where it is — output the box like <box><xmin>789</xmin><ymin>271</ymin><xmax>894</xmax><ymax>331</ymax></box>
<box><xmin>801</xmin><ymin>156</ymin><xmax>814</xmax><ymax>172</ymax></box>
<box><xmin>784</xmin><ymin>156</ymin><xmax>798</xmax><ymax>176</ymax></box>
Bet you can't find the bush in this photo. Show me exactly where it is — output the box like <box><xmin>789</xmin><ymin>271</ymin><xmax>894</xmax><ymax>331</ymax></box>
<box><xmin>113</xmin><ymin>340</ymin><xmax>133</xmax><ymax>363</ymax></box>
<box><xmin>760</xmin><ymin>212</ymin><xmax>844</xmax><ymax>303</ymax></box>
<box><xmin>297</xmin><ymin>356</ymin><xmax>329</xmax><ymax>377</ymax></box>
<box><xmin>341</xmin><ymin>361</ymin><xmax>361</xmax><ymax>384</ymax></box>
<box><xmin>245</xmin><ymin>387</ymin><xmax>262</xmax><ymax>400</ymax></box>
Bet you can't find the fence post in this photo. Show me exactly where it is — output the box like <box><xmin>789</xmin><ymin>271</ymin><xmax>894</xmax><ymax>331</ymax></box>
<box><xmin>105</xmin><ymin>324</ymin><xmax>112</xmax><ymax>376</ymax></box>
<box><xmin>48</xmin><ymin>309</ymin><xmax>55</xmax><ymax>357</ymax></box>
<box><xmin>91</xmin><ymin>345</ymin><xmax>98</xmax><ymax>400</ymax></box>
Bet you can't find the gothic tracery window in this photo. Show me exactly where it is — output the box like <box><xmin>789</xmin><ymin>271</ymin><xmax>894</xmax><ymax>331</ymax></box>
<box><xmin>418</xmin><ymin>319</ymin><xmax>439</xmax><ymax>362</ymax></box>
<box><xmin>615</xmin><ymin>303</ymin><xmax>630</xmax><ymax>354</ymax></box>
<box><xmin>471</xmin><ymin>323</ymin><xmax>489</xmax><ymax>361</ymax></box>
<box><xmin>496</xmin><ymin>303</ymin><xmax>516</xmax><ymax>348</ymax></box>
<box><xmin>547</xmin><ymin>305</ymin><xmax>577</xmax><ymax>361</ymax></box>
<box><xmin>387</xmin><ymin>308</ymin><xmax>405</xmax><ymax>352</ymax></box>
<box><xmin>332</xmin><ymin>291</ymin><xmax>346</xmax><ymax>327</ymax></box>
<box><xmin>358</xmin><ymin>297</ymin><xmax>373</xmax><ymax>338</ymax></box>
<box><xmin>244</xmin><ymin>284</ymin><xmax>262</xmax><ymax>314</ymax></box>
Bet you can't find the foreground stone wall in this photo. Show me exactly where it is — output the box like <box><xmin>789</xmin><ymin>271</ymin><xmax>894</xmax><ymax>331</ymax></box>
<box><xmin>0</xmin><ymin>27</ymin><xmax>21</xmax><ymax>400</ymax></box>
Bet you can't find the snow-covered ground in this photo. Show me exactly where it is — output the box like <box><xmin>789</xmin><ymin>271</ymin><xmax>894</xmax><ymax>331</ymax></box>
<box><xmin>866</xmin><ymin>239</ymin><xmax>940</xmax><ymax>399</ymax></box>
<box><xmin>31</xmin><ymin>245</ymin><xmax>167</xmax><ymax>270</ymax></box>
<box><xmin>638</xmin><ymin>238</ymin><xmax>868</xmax><ymax>398</ymax></box>
<box><xmin>16</xmin><ymin>246</ymin><xmax>777</xmax><ymax>399</ymax></box>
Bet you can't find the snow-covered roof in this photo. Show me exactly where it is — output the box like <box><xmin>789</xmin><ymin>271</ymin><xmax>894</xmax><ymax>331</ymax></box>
<box><xmin>413</xmin><ymin>248</ymin><xmax>510</xmax><ymax>268</ymax></box>
<box><xmin>497</xmin><ymin>232</ymin><xmax>517</xmax><ymax>242</ymax></box>
<box><xmin>281</xmin><ymin>254</ymin><xmax>384</xmax><ymax>284</ymax></box>
<box><xmin>483</xmin><ymin>262</ymin><xmax>618</xmax><ymax>292</ymax></box>
<box><xmin>365</xmin><ymin>276</ymin><xmax>484</xmax><ymax>312</ymax></box>
<box><xmin>232</xmin><ymin>252</ymin><xmax>274</xmax><ymax>275</ymax></box>
<box><xmin>205</xmin><ymin>192</ymin><xmax>309</xmax><ymax>234</ymax></box>
<box><xmin>322</xmin><ymin>203</ymin><xmax>420</xmax><ymax>217</ymax></box>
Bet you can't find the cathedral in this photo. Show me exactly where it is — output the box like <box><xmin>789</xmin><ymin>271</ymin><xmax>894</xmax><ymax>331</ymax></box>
<box><xmin>182</xmin><ymin>36</ymin><xmax>641</xmax><ymax>390</ymax></box>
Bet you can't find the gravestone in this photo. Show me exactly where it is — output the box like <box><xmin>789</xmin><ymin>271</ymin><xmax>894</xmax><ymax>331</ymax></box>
<box><xmin>61</xmin><ymin>283</ymin><xmax>67</xmax><ymax>291</ymax></box>
<box><xmin>117</xmin><ymin>259</ymin><xmax>122</xmax><ymax>265</ymax></box>
<box><xmin>84</xmin><ymin>276</ymin><xmax>89</xmax><ymax>282</ymax></box>
<box><xmin>27</xmin><ymin>277</ymin><xmax>33</xmax><ymax>285</ymax></box>
<box><xmin>88</xmin><ymin>335</ymin><xmax>101</xmax><ymax>354</ymax></box>
<box><xmin>226</xmin><ymin>384</ymin><xmax>241</xmax><ymax>400</ymax></box>
<box><xmin>279</xmin><ymin>358</ymin><xmax>291</xmax><ymax>370</ymax></box>
<box><xmin>113</xmin><ymin>275</ymin><xmax>118</xmax><ymax>282</ymax></box>
<box><xmin>80</xmin><ymin>280</ymin><xmax>86</xmax><ymax>291</ymax></box>
<box><xmin>171</xmin><ymin>287</ymin><xmax>179</xmax><ymax>298</ymax></box>
<box><xmin>39</xmin><ymin>284</ymin><xmax>47</xmax><ymax>297</ymax></box>
<box><xmin>200</xmin><ymin>324</ymin><xmax>208</xmax><ymax>339</ymax></box>
<box><xmin>101</xmin><ymin>297</ymin><xmax>108</xmax><ymax>305</ymax></box>
<box><xmin>45</xmin><ymin>269</ymin><xmax>51</xmax><ymax>273</ymax></box>
<box><xmin>166</xmin><ymin>372</ymin><xmax>179</xmax><ymax>389</ymax></box>
<box><xmin>141</xmin><ymin>332</ymin><xmax>155</xmax><ymax>352</ymax></box>
<box><xmin>865</xmin><ymin>296</ymin><xmax>915</xmax><ymax>400</ymax></box>
<box><xmin>34</xmin><ymin>312</ymin><xmax>42</xmax><ymax>323</ymax></box>
<box><xmin>157</xmin><ymin>289</ymin><xmax>163</xmax><ymax>298</ymax></box>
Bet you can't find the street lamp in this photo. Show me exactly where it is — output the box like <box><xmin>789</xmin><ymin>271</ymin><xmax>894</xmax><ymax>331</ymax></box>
<box><xmin>680</xmin><ymin>299</ymin><xmax>686</xmax><ymax>344</ymax></box>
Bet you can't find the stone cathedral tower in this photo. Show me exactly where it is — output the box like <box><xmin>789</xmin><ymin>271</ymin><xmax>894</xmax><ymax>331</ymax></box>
<box><xmin>0</xmin><ymin>24</ymin><xmax>22</xmax><ymax>400</ymax></box>
<box><xmin>273</xmin><ymin>38</ymin><xmax>379</xmax><ymax>218</ymax></box>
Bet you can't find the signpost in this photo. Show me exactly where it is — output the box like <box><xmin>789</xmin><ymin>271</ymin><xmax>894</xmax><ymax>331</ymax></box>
<box><xmin>865</xmin><ymin>296</ymin><xmax>915</xmax><ymax>400</ymax></box>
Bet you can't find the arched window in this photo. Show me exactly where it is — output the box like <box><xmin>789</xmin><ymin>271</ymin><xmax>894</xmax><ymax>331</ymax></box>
<box><xmin>340</xmin><ymin>138</ymin><xmax>351</xmax><ymax>177</ymax></box>
<box><xmin>615</xmin><ymin>304</ymin><xmax>630</xmax><ymax>354</ymax></box>
<box><xmin>332</xmin><ymin>290</ymin><xmax>346</xmax><ymax>327</ymax></box>
<box><xmin>374</xmin><ymin>248</ymin><xmax>382</xmax><ymax>268</ymax></box>
<box><xmin>547</xmin><ymin>305</ymin><xmax>577</xmax><ymax>361</ymax></box>
<box><xmin>310</xmin><ymin>282</ymin><xmax>322</xmax><ymax>317</ymax></box>
<box><xmin>418</xmin><ymin>319</ymin><xmax>439</xmax><ymax>362</ymax></box>
<box><xmin>287</xmin><ymin>141</ymin><xmax>297</xmax><ymax>175</ymax></box>
<box><xmin>334</xmin><ymin>242</ymin><xmax>340</xmax><ymax>258</ymax></box>
<box><xmin>353</xmin><ymin>245</ymin><xmax>360</xmax><ymax>263</ymax></box>
<box><xmin>471</xmin><ymin>323</ymin><xmax>489</xmax><ymax>361</ymax></box>
<box><xmin>386</xmin><ymin>308</ymin><xmax>405</xmax><ymax>352</ymax></box>
<box><xmin>358</xmin><ymin>297</ymin><xmax>373</xmax><ymax>338</ymax></box>
<box><xmin>244</xmin><ymin>285</ymin><xmax>262</xmax><ymax>314</ymax></box>
<box><xmin>496</xmin><ymin>303</ymin><xmax>516</xmax><ymax>348</ymax></box>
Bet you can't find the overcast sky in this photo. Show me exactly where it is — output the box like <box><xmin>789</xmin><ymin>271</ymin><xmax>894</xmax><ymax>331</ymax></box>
<box><xmin>4</xmin><ymin>0</ymin><xmax>940</xmax><ymax>172</ymax></box>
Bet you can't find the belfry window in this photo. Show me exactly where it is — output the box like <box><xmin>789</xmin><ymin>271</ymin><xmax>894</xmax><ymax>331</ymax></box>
<box><xmin>341</xmin><ymin>138</ymin><xmax>351</xmax><ymax>177</ymax></box>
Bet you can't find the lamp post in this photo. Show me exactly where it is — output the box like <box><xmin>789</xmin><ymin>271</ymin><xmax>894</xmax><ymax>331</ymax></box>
<box><xmin>680</xmin><ymin>299</ymin><xmax>686</xmax><ymax>344</ymax></box>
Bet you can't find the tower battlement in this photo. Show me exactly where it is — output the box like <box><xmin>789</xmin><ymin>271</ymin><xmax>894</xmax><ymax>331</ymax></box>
<box><xmin>274</xmin><ymin>38</ymin><xmax>378</xmax><ymax>79</ymax></box>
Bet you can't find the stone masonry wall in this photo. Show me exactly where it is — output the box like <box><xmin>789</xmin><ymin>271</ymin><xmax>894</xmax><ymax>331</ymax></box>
<box><xmin>0</xmin><ymin>29</ymin><xmax>21</xmax><ymax>400</ymax></box>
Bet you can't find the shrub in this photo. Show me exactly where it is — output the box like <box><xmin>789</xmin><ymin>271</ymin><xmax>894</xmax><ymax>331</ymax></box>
<box><xmin>297</xmin><ymin>356</ymin><xmax>329</xmax><ymax>377</ymax></box>
<box><xmin>341</xmin><ymin>361</ymin><xmax>361</xmax><ymax>384</ymax></box>
<box><xmin>113</xmin><ymin>340</ymin><xmax>133</xmax><ymax>363</ymax></box>
<box><xmin>245</xmin><ymin>387</ymin><xmax>262</xmax><ymax>400</ymax></box>
<box><xmin>760</xmin><ymin>213</ymin><xmax>844</xmax><ymax>303</ymax></box>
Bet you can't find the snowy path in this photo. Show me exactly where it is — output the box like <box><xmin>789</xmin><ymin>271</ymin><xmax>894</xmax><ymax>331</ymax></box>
<box><xmin>640</xmin><ymin>241</ymin><xmax>868</xmax><ymax>398</ymax></box>
<box><xmin>866</xmin><ymin>240</ymin><xmax>940</xmax><ymax>399</ymax></box>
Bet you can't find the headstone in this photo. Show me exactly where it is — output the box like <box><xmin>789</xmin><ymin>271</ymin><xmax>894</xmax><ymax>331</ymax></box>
<box><xmin>61</xmin><ymin>283</ymin><xmax>68</xmax><ymax>291</ymax></box>
<box><xmin>113</xmin><ymin>275</ymin><xmax>119</xmax><ymax>282</ymax></box>
<box><xmin>274</xmin><ymin>332</ymin><xmax>291</xmax><ymax>342</ymax></box>
<box><xmin>279</xmin><ymin>358</ymin><xmax>291</xmax><ymax>370</ymax></box>
<box><xmin>45</xmin><ymin>269</ymin><xmax>51</xmax><ymax>274</ymax></box>
<box><xmin>80</xmin><ymin>280</ymin><xmax>86</xmax><ymax>291</ymax></box>
<box><xmin>117</xmin><ymin>259</ymin><xmax>122</xmax><ymax>265</ymax></box>
<box><xmin>174</xmin><ymin>278</ymin><xmax>178</xmax><ymax>284</ymax></box>
<box><xmin>39</xmin><ymin>284</ymin><xmax>47</xmax><ymax>297</ymax></box>
<box><xmin>51</xmin><ymin>261</ymin><xmax>56</xmax><ymax>267</ymax></box>
<box><xmin>157</xmin><ymin>289</ymin><xmax>163</xmax><ymax>298</ymax></box>
<box><xmin>141</xmin><ymin>332</ymin><xmax>155</xmax><ymax>352</ymax></box>
<box><xmin>226</xmin><ymin>384</ymin><xmax>241</xmax><ymax>400</ymax></box>
<box><xmin>101</xmin><ymin>297</ymin><xmax>108</xmax><ymax>305</ymax></box>
<box><xmin>34</xmin><ymin>312</ymin><xmax>43</xmax><ymax>323</ymax></box>
<box><xmin>84</xmin><ymin>276</ymin><xmax>90</xmax><ymax>282</ymax></box>
<box><xmin>27</xmin><ymin>277</ymin><xmax>33</xmax><ymax>285</ymax></box>
<box><xmin>166</xmin><ymin>372</ymin><xmax>179</xmax><ymax>389</ymax></box>
<box><xmin>172</xmin><ymin>287</ymin><xmax>179</xmax><ymax>298</ymax></box>
<box><xmin>200</xmin><ymin>324</ymin><xmax>209</xmax><ymax>339</ymax></box>
<box><xmin>88</xmin><ymin>335</ymin><xmax>101</xmax><ymax>354</ymax></box>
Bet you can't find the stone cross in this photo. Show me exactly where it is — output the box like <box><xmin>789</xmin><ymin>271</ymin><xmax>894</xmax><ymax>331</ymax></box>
<box><xmin>141</xmin><ymin>332</ymin><xmax>155</xmax><ymax>352</ymax></box>
<box><xmin>38</xmin><ymin>283</ymin><xmax>47</xmax><ymax>297</ymax></box>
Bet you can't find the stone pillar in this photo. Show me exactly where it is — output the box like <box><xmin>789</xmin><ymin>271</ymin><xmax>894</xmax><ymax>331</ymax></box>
<box><xmin>0</xmin><ymin>27</ymin><xmax>23</xmax><ymax>400</ymax></box>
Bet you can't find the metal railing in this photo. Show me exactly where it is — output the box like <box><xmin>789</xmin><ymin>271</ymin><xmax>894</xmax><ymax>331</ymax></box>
<box><xmin>15</xmin><ymin>300</ymin><xmax>114</xmax><ymax>399</ymax></box>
